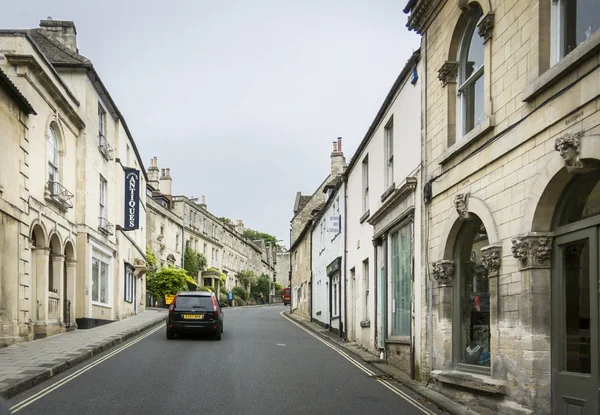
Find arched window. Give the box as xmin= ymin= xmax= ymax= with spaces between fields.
xmin=457 ymin=5 xmax=485 ymax=137
xmin=47 ymin=125 xmax=59 ymax=185
xmin=453 ymin=215 xmax=491 ymax=371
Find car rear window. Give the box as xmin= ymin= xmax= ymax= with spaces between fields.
xmin=175 ymin=296 xmax=213 ymax=309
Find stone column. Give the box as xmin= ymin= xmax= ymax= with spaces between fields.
xmin=51 ymin=254 xmax=65 ymax=323
xmin=431 ymin=260 xmax=454 ymax=369
xmin=66 ymin=260 xmax=77 ymax=326
xmin=511 ymin=232 xmax=553 ymax=411
xmin=481 ymin=244 xmax=502 ymax=379
xmin=34 ymin=248 xmax=50 ymax=323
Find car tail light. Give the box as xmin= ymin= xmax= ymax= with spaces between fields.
xmin=211 ymin=295 xmax=219 ymax=319
xmin=169 ymin=295 xmax=178 ymax=312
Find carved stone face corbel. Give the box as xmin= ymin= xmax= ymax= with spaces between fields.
xmin=454 ymin=193 xmax=471 ymax=221
xmin=511 ymin=233 xmax=554 ymax=270
xmin=133 ymin=257 xmax=147 ymax=278
xmin=481 ymin=244 xmax=502 ymax=276
xmin=477 ymin=13 xmax=495 ymax=42
xmin=438 ymin=61 xmax=459 ymax=86
xmin=432 ymin=260 xmax=454 ymax=287
xmin=555 ymin=132 xmax=583 ymax=172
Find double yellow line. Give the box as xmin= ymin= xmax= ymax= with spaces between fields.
xmin=280 ymin=312 xmax=438 ymax=415
xmin=10 ymin=324 xmax=163 ymax=413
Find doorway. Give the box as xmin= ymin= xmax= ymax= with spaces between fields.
xmin=552 ymin=169 xmax=600 ymax=414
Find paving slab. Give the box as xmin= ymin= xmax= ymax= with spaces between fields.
xmin=0 ymin=309 xmax=167 ymax=399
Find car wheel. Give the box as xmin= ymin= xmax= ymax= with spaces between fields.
xmin=166 ymin=330 xmax=175 ymax=339
xmin=214 ymin=331 xmax=222 ymax=340
xmin=221 ymin=323 xmax=224 ymax=333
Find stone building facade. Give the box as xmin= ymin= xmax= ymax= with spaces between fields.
xmin=0 ymin=19 xmax=147 ymax=345
xmin=405 ymin=0 xmax=600 ymax=413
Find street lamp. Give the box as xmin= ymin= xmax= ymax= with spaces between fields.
xmin=181 ymin=196 xmax=198 ymax=271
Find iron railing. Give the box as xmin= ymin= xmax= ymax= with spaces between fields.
xmin=98 ymin=216 xmax=114 ymax=235
xmin=98 ymin=133 xmax=114 ymax=161
xmin=46 ymin=181 xmax=74 ymax=210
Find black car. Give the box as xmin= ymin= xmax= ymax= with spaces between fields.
xmin=166 ymin=291 xmax=224 ymax=340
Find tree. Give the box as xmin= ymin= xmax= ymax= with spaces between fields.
xmin=243 ymin=228 xmax=281 ymax=249
xmin=251 ymin=274 xmax=271 ymax=301
xmin=273 ymin=281 xmax=284 ymax=296
xmin=232 ymin=286 xmax=248 ymax=301
xmin=184 ymin=247 xmax=207 ymax=280
xmin=146 ymin=267 xmax=188 ymax=305
xmin=236 ymin=270 xmax=257 ymax=287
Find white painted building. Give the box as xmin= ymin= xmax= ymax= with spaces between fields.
xmin=311 ymin=178 xmax=345 ymax=336
xmin=344 ymin=50 xmax=423 ymax=380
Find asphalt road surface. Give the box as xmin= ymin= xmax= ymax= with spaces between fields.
xmin=7 ymin=305 xmax=446 ymax=415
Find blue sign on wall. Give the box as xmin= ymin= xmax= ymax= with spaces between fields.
xmin=123 ymin=168 xmax=140 ymax=230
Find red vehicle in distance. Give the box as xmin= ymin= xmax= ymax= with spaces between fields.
xmin=282 ymin=287 xmax=291 ymax=306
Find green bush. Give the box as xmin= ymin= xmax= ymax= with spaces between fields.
xmin=232 ymin=286 xmax=248 ymax=301
xmin=198 ymin=286 xmax=213 ymax=292
xmin=146 ymin=267 xmax=188 ymax=305
xmin=234 ymin=298 xmax=246 ymax=307
xmin=219 ymin=293 xmax=227 ymax=305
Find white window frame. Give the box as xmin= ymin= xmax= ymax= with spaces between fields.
xmin=47 ymin=126 xmax=59 ymax=185
xmin=362 ymin=156 xmax=369 ymax=214
xmin=99 ymin=175 xmax=107 ymax=220
xmin=124 ymin=264 xmax=134 ymax=303
xmin=457 ymin=7 xmax=485 ymax=138
xmin=91 ymin=248 xmax=112 ymax=307
xmin=363 ymin=258 xmax=370 ymax=321
xmin=98 ymin=103 xmax=106 ymax=139
xmin=384 ymin=118 xmax=394 ymax=188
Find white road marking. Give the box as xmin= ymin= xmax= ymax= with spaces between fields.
xmin=10 ymin=324 xmax=164 ymax=413
xmin=276 ymin=343 xmax=286 ymax=346
xmin=280 ymin=311 xmax=437 ymax=415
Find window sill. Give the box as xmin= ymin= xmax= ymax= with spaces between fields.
xmin=431 ymin=370 xmax=506 ymax=394
xmin=386 ymin=338 xmax=411 ymax=345
xmin=359 ymin=210 xmax=370 ymax=224
xmin=523 ymin=30 xmax=600 ymax=102
xmin=380 ymin=183 xmax=396 ymax=203
xmin=330 ymin=232 xmax=341 ymax=243
xmin=91 ymin=301 xmax=112 ymax=309
xmin=440 ymin=116 xmax=496 ymax=165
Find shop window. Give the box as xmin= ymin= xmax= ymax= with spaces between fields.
xmin=555 ymin=168 xmax=600 ymax=227
xmin=390 ymin=224 xmax=411 ymax=337
xmin=453 ymin=215 xmax=490 ymax=371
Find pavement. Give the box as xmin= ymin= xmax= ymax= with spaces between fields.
xmin=284 ymin=311 xmax=480 ymax=415
xmin=0 ymin=309 xmax=167 ymax=400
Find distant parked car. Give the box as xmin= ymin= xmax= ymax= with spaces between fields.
xmin=282 ymin=287 xmax=291 ymax=306
xmin=166 ymin=291 xmax=224 ymax=340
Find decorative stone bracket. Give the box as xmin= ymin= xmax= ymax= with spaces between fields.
xmin=432 ymin=260 xmax=454 ymax=287
xmin=511 ymin=233 xmax=554 ymax=270
xmin=454 ymin=192 xmax=471 ymax=221
xmin=554 ymin=132 xmax=583 ymax=172
xmin=477 ymin=13 xmax=495 ymax=43
xmin=438 ymin=61 xmax=459 ymax=86
xmin=133 ymin=257 xmax=147 ymax=278
xmin=481 ymin=244 xmax=501 ymax=276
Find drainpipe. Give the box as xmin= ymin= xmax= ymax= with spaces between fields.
xmin=373 ymin=240 xmax=378 ymax=352
xmin=343 ymin=177 xmax=348 ymax=340
xmin=383 ymin=235 xmax=388 ymax=358
xmin=338 ymin=257 xmax=343 ymax=338
xmin=289 ymin=227 xmax=292 ymax=312
xmin=309 ymin=222 xmax=313 ymax=321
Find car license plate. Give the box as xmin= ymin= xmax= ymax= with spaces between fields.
xmin=183 ymin=314 xmax=203 ymax=320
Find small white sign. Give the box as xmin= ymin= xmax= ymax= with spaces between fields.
xmin=327 ymin=216 xmax=340 ymax=233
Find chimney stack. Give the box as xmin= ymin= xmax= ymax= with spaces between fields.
xmin=159 ymin=167 xmax=172 ymax=196
xmin=39 ymin=18 xmax=78 ymax=53
xmin=148 ymin=157 xmax=160 ymax=191
xmin=330 ymin=137 xmax=346 ymax=176
xmin=200 ymin=195 xmax=207 ymax=210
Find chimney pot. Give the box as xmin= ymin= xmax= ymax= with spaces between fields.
xmin=166 ymin=168 xmax=171 ymax=178
xmin=332 ymin=141 xmax=337 ymax=152
xmin=202 ymin=195 xmax=206 ymax=204
xmin=337 ymin=137 xmax=342 ymax=153
xmin=161 ymin=168 xmax=165 ymax=177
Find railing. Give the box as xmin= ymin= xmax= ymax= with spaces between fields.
xmin=98 ymin=216 xmax=114 ymax=235
xmin=46 ymin=181 xmax=74 ymax=210
xmin=98 ymin=133 xmax=114 ymax=161
xmin=48 ymin=292 xmax=60 ymax=322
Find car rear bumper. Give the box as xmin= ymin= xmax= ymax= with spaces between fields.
xmin=168 ymin=320 xmax=220 ymax=333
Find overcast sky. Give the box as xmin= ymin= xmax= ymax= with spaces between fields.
xmin=4 ymin=0 xmax=420 ymax=248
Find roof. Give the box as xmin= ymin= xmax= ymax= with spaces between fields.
xmin=28 ymin=29 xmax=91 ymax=67
xmin=298 ymin=195 xmax=311 ymax=212
xmin=290 ymin=218 xmax=315 ymax=251
xmin=344 ymin=49 xmax=421 ymax=177
xmin=0 ymin=67 xmax=36 ymax=115
xmin=28 ymin=29 xmax=148 ymax=180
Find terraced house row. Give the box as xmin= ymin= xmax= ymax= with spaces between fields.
xmin=0 ymin=19 xmax=276 ymax=347
xmin=290 ymin=1 xmax=600 ymax=414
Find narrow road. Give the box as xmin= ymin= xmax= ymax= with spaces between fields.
xmin=7 ymin=305 xmax=445 ymax=415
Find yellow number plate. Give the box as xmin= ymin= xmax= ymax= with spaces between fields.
xmin=183 ymin=314 xmax=203 ymax=320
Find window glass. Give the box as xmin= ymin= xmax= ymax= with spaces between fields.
xmin=455 ymin=216 xmax=490 ymax=367
xmin=391 ymin=225 xmax=411 ymax=336
xmin=556 ymin=169 xmax=600 ymax=226
xmin=92 ymin=258 xmax=99 ymax=302
xmin=565 ymin=0 xmax=600 ymax=55
xmin=175 ymin=296 xmax=213 ymax=309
